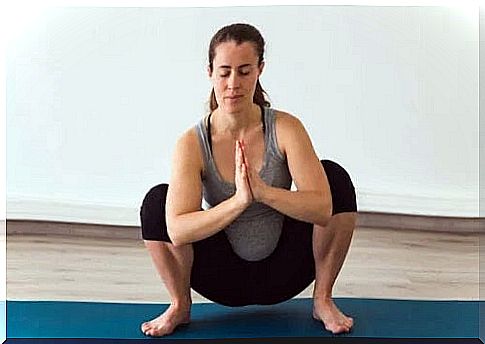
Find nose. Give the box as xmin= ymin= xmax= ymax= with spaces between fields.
xmin=227 ymin=71 xmax=241 ymax=89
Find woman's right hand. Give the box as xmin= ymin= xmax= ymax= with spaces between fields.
xmin=234 ymin=140 xmax=253 ymax=208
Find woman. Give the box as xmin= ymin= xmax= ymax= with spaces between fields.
xmin=140 ymin=23 xmax=357 ymax=337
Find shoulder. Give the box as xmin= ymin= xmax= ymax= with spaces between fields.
xmin=177 ymin=126 xmax=200 ymax=146
xmin=172 ymin=125 xmax=204 ymax=171
xmin=272 ymin=109 xmax=308 ymax=155
xmin=273 ymin=109 xmax=304 ymax=130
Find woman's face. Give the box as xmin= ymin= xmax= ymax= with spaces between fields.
xmin=209 ymin=40 xmax=264 ymax=113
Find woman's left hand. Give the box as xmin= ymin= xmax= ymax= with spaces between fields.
xmin=240 ymin=140 xmax=269 ymax=202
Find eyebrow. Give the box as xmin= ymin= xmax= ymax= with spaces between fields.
xmin=217 ymin=64 xmax=252 ymax=69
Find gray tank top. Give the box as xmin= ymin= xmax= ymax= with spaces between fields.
xmin=195 ymin=106 xmax=292 ymax=261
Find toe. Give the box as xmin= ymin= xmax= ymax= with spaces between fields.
xmin=336 ymin=324 xmax=350 ymax=334
xmin=325 ymin=322 xmax=338 ymax=333
xmin=143 ymin=323 xmax=155 ymax=335
xmin=153 ymin=325 xmax=173 ymax=337
xmin=140 ymin=323 xmax=147 ymax=333
xmin=328 ymin=322 xmax=350 ymax=335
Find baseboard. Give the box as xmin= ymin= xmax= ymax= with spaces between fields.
xmin=7 ymin=220 xmax=140 ymax=239
xmin=6 ymin=211 xmax=484 ymax=240
xmin=356 ymin=188 xmax=478 ymax=217
xmin=7 ymin=196 xmax=139 ymax=227
xmin=356 ymin=211 xmax=483 ymax=233
xmin=6 ymin=189 xmax=480 ymax=229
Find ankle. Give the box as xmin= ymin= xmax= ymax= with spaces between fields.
xmin=171 ymin=298 xmax=192 ymax=310
xmin=313 ymin=282 xmax=333 ymax=300
xmin=313 ymin=293 xmax=333 ymax=302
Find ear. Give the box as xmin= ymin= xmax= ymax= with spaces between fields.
xmin=207 ymin=65 xmax=213 ymax=78
xmin=258 ymin=61 xmax=265 ymax=77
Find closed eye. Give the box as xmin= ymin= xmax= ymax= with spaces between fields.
xmin=220 ymin=71 xmax=251 ymax=77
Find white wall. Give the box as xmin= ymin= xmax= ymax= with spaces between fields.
xmin=6 ymin=6 xmax=479 ymax=225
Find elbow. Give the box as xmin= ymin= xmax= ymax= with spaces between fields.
xmin=167 ymin=227 xmax=186 ymax=247
xmin=167 ymin=228 xmax=180 ymax=247
xmin=317 ymin=213 xmax=331 ymax=227
xmin=167 ymin=212 xmax=197 ymax=247
xmin=171 ymin=238 xmax=184 ymax=248
xmin=166 ymin=217 xmax=184 ymax=247
xmin=317 ymin=198 xmax=333 ymax=227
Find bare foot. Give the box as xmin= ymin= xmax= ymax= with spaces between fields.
xmin=313 ymin=297 xmax=354 ymax=334
xmin=141 ymin=303 xmax=191 ymax=337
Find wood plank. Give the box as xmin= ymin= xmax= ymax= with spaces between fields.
xmin=6 ymin=225 xmax=479 ymax=303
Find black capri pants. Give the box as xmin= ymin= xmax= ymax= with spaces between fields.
xmin=140 ymin=159 xmax=357 ymax=307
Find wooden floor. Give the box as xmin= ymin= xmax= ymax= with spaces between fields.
xmin=6 ymin=226 xmax=479 ymax=304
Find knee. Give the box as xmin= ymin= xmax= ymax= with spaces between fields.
xmin=140 ymin=183 xmax=170 ymax=241
xmin=141 ymin=184 xmax=169 ymax=212
xmin=320 ymin=160 xmax=357 ymax=215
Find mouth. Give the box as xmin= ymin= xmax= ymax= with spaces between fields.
xmin=226 ymin=95 xmax=243 ymax=99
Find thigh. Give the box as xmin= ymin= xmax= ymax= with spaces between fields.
xmin=250 ymin=216 xmax=315 ymax=305
xmin=140 ymin=183 xmax=171 ymax=242
xmin=191 ymin=230 xmax=258 ymax=307
xmin=321 ymin=159 xmax=358 ymax=214
xmin=193 ymin=218 xmax=314 ymax=306
xmin=141 ymin=183 xmax=257 ymax=306
xmin=250 ymin=159 xmax=358 ymax=304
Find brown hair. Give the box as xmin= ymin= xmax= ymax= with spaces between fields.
xmin=208 ymin=23 xmax=270 ymax=111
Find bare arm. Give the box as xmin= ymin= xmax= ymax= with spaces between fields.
xmin=245 ymin=113 xmax=332 ymax=227
xmin=166 ymin=129 xmax=252 ymax=246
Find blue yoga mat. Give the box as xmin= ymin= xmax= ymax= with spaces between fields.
xmin=6 ymin=297 xmax=481 ymax=339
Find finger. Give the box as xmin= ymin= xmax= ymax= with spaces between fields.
xmin=242 ymin=157 xmax=250 ymax=179
xmin=243 ymin=150 xmax=249 ymax=170
xmin=238 ymin=142 xmax=245 ymax=169
xmin=240 ymin=162 xmax=247 ymax=180
xmin=243 ymin=163 xmax=255 ymax=199
xmin=239 ymin=141 xmax=249 ymax=168
xmin=239 ymin=140 xmax=245 ymax=155
xmin=237 ymin=143 xmax=246 ymax=180
xmin=241 ymin=140 xmax=247 ymax=156
xmin=235 ymin=140 xmax=241 ymax=167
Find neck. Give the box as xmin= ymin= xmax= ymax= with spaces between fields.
xmin=212 ymin=103 xmax=261 ymax=139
